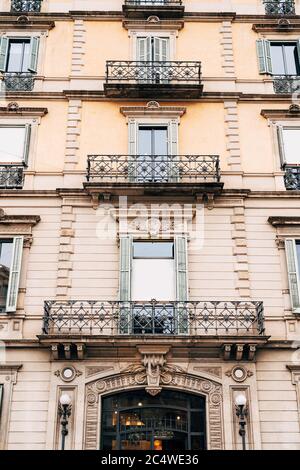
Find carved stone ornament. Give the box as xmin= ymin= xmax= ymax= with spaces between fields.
xmin=84 ymin=364 xmax=223 ymax=450
xmin=225 ymin=365 xmax=253 ymax=383
xmin=54 ymin=365 xmax=82 ymax=382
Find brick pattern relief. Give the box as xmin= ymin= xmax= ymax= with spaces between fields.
xmin=71 ymin=20 xmax=86 ymax=75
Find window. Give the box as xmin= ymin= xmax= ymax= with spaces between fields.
xmin=270 ymin=42 xmax=300 ymax=75
xmin=137 ymin=126 xmax=169 ymax=182
xmin=132 ymin=241 xmax=175 ymax=301
xmin=0 ymin=125 xmax=31 ymax=164
xmin=285 ymin=239 xmax=300 ymax=311
xmin=0 ymin=237 xmax=23 ymax=313
xmin=257 ymin=39 xmax=300 ymax=75
xmin=137 ymin=36 xmax=169 ymax=62
xmin=0 ymin=36 xmax=39 ymax=74
xmin=277 ymin=126 xmax=300 ymax=165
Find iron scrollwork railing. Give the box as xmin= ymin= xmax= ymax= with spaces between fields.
xmin=273 ymin=75 xmax=300 ymax=94
xmin=0 ymin=165 xmax=24 ymax=189
xmin=263 ymin=0 xmax=295 ymax=15
xmin=86 ymin=155 xmax=220 ymax=184
xmin=106 ymin=61 xmax=201 ymax=85
xmin=3 ymin=73 xmax=35 ymax=92
xmin=11 ymin=0 xmax=42 ymax=12
xmin=124 ymin=0 xmax=182 ymax=5
xmin=284 ymin=165 xmax=300 ymax=189
xmin=43 ymin=300 xmax=265 ymax=336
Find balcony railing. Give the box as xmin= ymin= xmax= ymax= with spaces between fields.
xmin=284 ymin=165 xmax=300 ymax=189
xmin=106 ymin=61 xmax=201 ymax=85
xmin=11 ymin=0 xmax=42 ymax=12
xmin=0 ymin=165 xmax=24 ymax=189
xmin=273 ymin=75 xmax=300 ymax=94
xmin=263 ymin=0 xmax=295 ymax=15
xmin=86 ymin=155 xmax=220 ymax=184
xmin=2 ymin=73 xmax=35 ymax=92
xmin=43 ymin=300 xmax=265 ymax=336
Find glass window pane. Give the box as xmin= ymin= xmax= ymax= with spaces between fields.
xmin=7 ymin=42 xmax=23 ymax=72
xmin=138 ymin=128 xmax=152 ymax=155
xmin=0 ymin=239 xmax=13 ymax=311
xmin=22 ymin=42 xmax=31 ymax=72
xmin=271 ymin=44 xmax=285 ymax=74
xmin=282 ymin=128 xmax=300 ymax=164
xmin=153 ymin=128 xmax=168 ymax=155
xmin=0 ymin=127 xmax=26 ymax=163
xmin=284 ymin=45 xmax=298 ymax=75
xmin=133 ymin=242 xmax=174 ymax=258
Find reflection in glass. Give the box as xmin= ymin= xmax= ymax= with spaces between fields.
xmin=0 ymin=127 xmax=27 ymax=163
xmin=271 ymin=43 xmax=300 ymax=75
xmin=6 ymin=40 xmax=31 ymax=73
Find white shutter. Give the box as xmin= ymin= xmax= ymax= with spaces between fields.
xmin=119 ymin=235 xmax=132 ymax=334
xmin=285 ymin=239 xmax=300 ymax=311
xmin=256 ymin=39 xmax=272 ymax=75
xmin=175 ymin=235 xmax=188 ymax=334
xmin=168 ymin=120 xmax=179 ymax=181
xmin=28 ymin=37 xmax=39 ymax=73
xmin=0 ymin=36 xmax=9 ymax=72
xmin=23 ymin=124 xmax=31 ymax=165
xmin=277 ymin=126 xmax=285 ymax=166
xmin=128 ymin=119 xmax=137 ymax=182
xmin=137 ymin=37 xmax=151 ymax=61
xmin=6 ymin=236 xmax=23 ymax=313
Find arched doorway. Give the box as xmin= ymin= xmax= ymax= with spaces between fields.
xmin=101 ymin=389 xmax=206 ymax=450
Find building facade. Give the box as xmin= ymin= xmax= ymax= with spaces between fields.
xmin=0 ymin=0 xmax=300 ymax=451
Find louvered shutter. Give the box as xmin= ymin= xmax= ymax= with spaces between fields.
xmin=0 ymin=36 xmax=9 ymax=72
xmin=119 ymin=235 xmax=132 ymax=333
xmin=6 ymin=236 xmax=23 ymax=313
xmin=28 ymin=37 xmax=39 ymax=73
xmin=256 ymin=39 xmax=272 ymax=74
xmin=285 ymin=239 xmax=300 ymax=311
xmin=175 ymin=236 xmax=188 ymax=334
xmin=168 ymin=120 xmax=179 ymax=182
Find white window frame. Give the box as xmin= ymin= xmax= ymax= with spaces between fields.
xmin=0 ymin=124 xmax=31 ymax=165
xmin=277 ymin=124 xmax=300 ymax=166
xmin=129 ymin=30 xmax=176 ymax=62
xmin=0 ymin=31 xmax=47 ymax=76
xmin=0 ymin=235 xmax=23 ymax=313
xmin=0 ymin=117 xmax=39 ymax=170
xmin=128 ymin=117 xmax=179 ymax=155
xmin=285 ymin=238 xmax=300 ymax=314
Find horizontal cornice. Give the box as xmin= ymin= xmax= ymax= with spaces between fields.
xmin=268 ymin=216 xmax=300 ymax=226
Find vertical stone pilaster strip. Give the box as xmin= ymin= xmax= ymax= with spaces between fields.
xmin=224 ymin=101 xmax=242 ymax=172
xmin=56 ymin=203 xmax=75 ymax=299
xmin=71 ymin=19 xmax=86 ymax=75
xmin=231 ymin=203 xmax=251 ymax=298
xmin=219 ymin=21 xmax=235 ymax=77
xmin=64 ymin=99 xmax=82 ymax=170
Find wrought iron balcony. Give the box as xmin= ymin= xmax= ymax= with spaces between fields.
xmin=0 ymin=165 xmax=24 ymax=189
xmin=11 ymin=0 xmax=42 ymax=12
xmin=273 ymin=75 xmax=300 ymax=94
xmin=43 ymin=300 xmax=265 ymax=336
xmin=284 ymin=165 xmax=300 ymax=189
xmin=263 ymin=0 xmax=295 ymax=15
xmin=2 ymin=73 xmax=35 ymax=92
xmin=104 ymin=61 xmax=202 ymax=98
xmin=86 ymin=155 xmax=220 ymax=187
xmin=123 ymin=0 xmax=184 ymax=18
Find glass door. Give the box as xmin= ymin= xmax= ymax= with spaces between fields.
xmin=137 ymin=126 xmax=169 ymax=182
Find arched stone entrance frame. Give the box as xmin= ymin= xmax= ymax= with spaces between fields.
xmin=84 ymin=366 xmax=223 ymax=450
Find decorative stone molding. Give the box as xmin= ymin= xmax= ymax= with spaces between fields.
xmin=137 ymin=345 xmax=170 ymax=395
xmin=0 ymin=103 xmax=48 ymax=117
xmin=231 ymin=203 xmax=251 ymax=297
xmin=261 ymin=105 xmax=300 ymax=120
xmin=54 ymin=365 xmax=82 ymax=382
xmin=86 ymin=366 xmax=114 ymax=378
xmin=219 ymin=21 xmax=235 ymax=77
xmin=64 ymin=100 xmax=82 ymax=170
xmin=193 ymin=366 xmax=222 ymax=378
xmin=0 ymin=363 xmax=22 ymax=450
xmin=269 ymin=216 xmax=300 ymax=227
xmin=286 ymin=365 xmax=300 ymax=424
xmin=225 ymin=365 xmax=253 ymax=382
xmin=84 ymin=368 xmax=223 ymax=450
xmin=71 ymin=20 xmax=86 ymax=75
xmin=123 ymin=18 xmax=184 ymax=31
xmin=120 ymin=102 xmax=186 ymax=118
xmin=269 ymin=217 xmax=300 ymax=248
xmin=224 ymin=101 xmax=242 ymax=171
xmin=0 ymin=18 xmax=55 ymax=31
xmin=0 ymin=212 xmax=40 ymax=237
xmin=252 ymin=21 xmax=300 ymax=33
